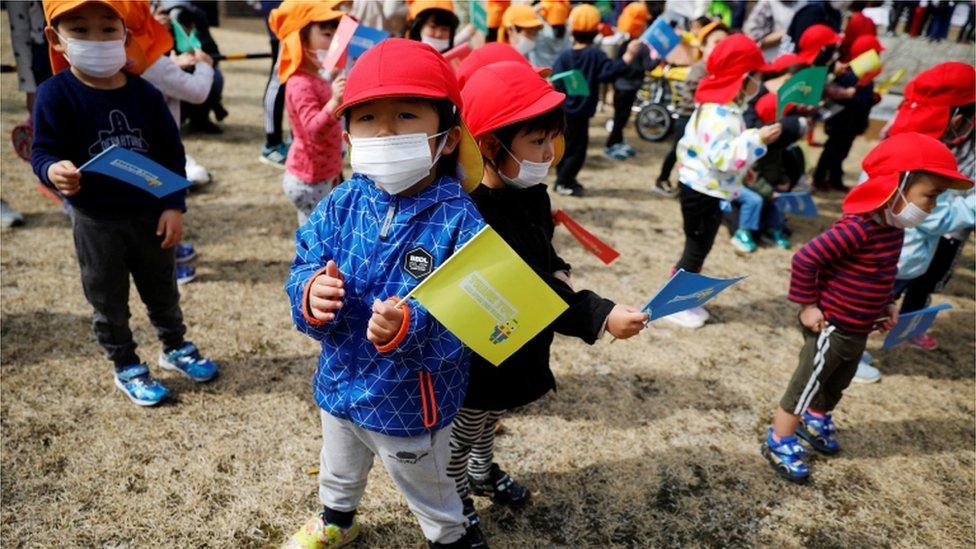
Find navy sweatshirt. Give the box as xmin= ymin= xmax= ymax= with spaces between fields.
xmin=552 ymin=45 xmax=628 ymax=117
xmin=31 ymin=70 xmax=187 ymax=217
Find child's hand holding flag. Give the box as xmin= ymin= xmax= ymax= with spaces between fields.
xmin=308 ymin=260 xmax=345 ymax=323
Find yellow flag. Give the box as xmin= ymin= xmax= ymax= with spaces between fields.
xmin=405 ymin=225 xmax=568 ymax=366
xmin=849 ymin=49 xmax=881 ymax=79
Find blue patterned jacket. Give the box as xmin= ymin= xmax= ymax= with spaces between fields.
xmin=285 ymin=174 xmax=485 ymax=437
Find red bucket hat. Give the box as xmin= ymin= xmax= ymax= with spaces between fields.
xmin=842 ymin=132 xmax=973 ymax=214
xmin=760 ymin=53 xmax=808 ymax=75
xmin=888 ymin=62 xmax=976 ymax=139
xmin=456 ymin=42 xmax=551 ymax=90
xmin=694 ymin=34 xmax=766 ymax=104
xmin=797 ymin=24 xmax=842 ymax=64
xmin=337 ymin=38 xmax=483 ymax=192
xmin=461 ymin=60 xmax=566 ymax=163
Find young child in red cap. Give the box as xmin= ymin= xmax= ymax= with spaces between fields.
xmin=284 ymin=38 xmax=487 ymax=549
xmin=762 ymin=132 xmax=973 ymax=483
xmin=268 ymin=1 xmax=346 ymax=226
xmin=669 ymin=34 xmax=782 ymax=328
xmin=454 ymin=60 xmax=648 ymax=547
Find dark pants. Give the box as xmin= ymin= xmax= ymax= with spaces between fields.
xmin=813 ymin=130 xmax=856 ymax=187
xmin=780 ymin=324 xmax=868 ymax=415
xmin=657 ymin=114 xmax=691 ymax=182
xmin=71 ymin=210 xmax=186 ymax=369
xmin=676 ymin=184 xmax=722 ymax=273
xmin=264 ymin=27 xmax=286 ymax=147
xmin=183 ymin=67 xmax=225 ymax=126
xmin=556 ymin=113 xmax=590 ymax=188
xmin=606 ymin=88 xmax=638 ymax=147
xmin=900 ymin=236 xmax=964 ymax=314
xmin=888 ymin=0 xmax=918 ymax=33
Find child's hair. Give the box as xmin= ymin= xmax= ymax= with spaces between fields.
xmin=408 ymin=10 xmax=457 ymax=42
xmin=300 ymin=19 xmax=340 ymax=42
xmin=342 ymin=98 xmax=460 ymax=179
xmin=491 ymin=107 xmax=566 ymax=152
xmin=694 ymin=16 xmax=713 ymax=28
xmin=51 ymin=7 xmax=121 ymax=29
xmin=552 ymin=24 xmax=566 ymax=40
xmin=572 ymin=30 xmax=598 ymax=44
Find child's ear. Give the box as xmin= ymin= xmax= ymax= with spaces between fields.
xmin=44 ymin=26 xmax=65 ymax=53
xmin=440 ymin=126 xmax=462 ymax=156
xmin=342 ymin=131 xmax=351 ymax=147
xmin=476 ymin=135 xmax=500 ymax=160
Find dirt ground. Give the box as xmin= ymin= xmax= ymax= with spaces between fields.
xmin=2 ymin=16 xmax=974 ymax=549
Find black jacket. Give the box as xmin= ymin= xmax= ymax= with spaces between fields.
xmin=464 ymin=183 xmax=615 ymax=411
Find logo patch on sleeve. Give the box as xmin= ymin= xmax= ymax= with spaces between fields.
xmin=403 ymin=247 xmax=434 ymax=280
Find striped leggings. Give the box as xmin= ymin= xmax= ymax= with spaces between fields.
xmin=448 ymin=408 xmax=504 ymax=498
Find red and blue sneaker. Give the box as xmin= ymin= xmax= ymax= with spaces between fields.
xmin=797 ymin=410 xmax=840 ymax=455
xmin=761 ymin=427 xmax=810 ymax=483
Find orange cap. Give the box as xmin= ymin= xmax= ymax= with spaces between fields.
xmin=570 ymin=4 xmax=601 ymax=33
xmin=486 ymin=0 xmax=511 ymax=29
xmin=268 ymin=0 xmax=344 ymax=84
xmin=499 ymin=4 xmax=542 ymax=43
xmin=122 ymin=0 xmax=174 ymax=74
xmin=616 ymin=2 xmax=650 ymax=39
xmin=539 ymin=0 xmax=570 ymax=26
xmin=43 ymin=0 xmax=133 ymax=74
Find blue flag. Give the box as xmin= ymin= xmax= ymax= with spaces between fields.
xmin=882 ymin=303 xmax=952 ymax=349
xmin=78 ymin=145 xmax=191 ymax=198
xmin=641 ymin=18 xmax=681 ymax=58
xmin=776 ymin=192 xmax=819 ymax=217
xmin=641 ymin=269 xmax=746 ymax=322
xmin=348 ymin=25 xmax=389 ymax=59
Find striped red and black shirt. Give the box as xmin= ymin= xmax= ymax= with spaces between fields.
xmin=788 ymin=214 xmax=904 ymax=334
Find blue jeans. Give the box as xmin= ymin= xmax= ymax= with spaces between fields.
xmin=733 ymin=187 xmax=785 ymax=232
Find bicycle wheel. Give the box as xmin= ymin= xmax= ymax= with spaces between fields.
xmin=635 ymin=104 xmax=672 ymax=142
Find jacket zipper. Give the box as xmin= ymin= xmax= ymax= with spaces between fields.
xmin=379 ymin=199 xmax=396 ymax=240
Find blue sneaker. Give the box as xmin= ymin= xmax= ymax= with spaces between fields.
xmin=604 ymin=144 xmax=629 ymax=160
xmin=797 ymin=411 xmax=841 ymax=454
xmin=731 ymin=229 xmax=758 ymax=253
xmin=762 ymin=427 xmax=810 ymax=483
xmin=159 ymin=342 xmax=218 ymax=382
xmin=176 ymin=264 xmax=196 ymax=285
xmin=768 ymin=228 xmax=790 ymax=249
xmin=618 ymin=142 xmax=636 ymax=157
xmin=175 ymin=242 xmax=196 ymax=264
xmin=259 ymin=143 xmax=288 ymax=169
xmin=114 ymin=364 xmax=169 ymax=406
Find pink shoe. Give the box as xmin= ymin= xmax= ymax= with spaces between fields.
xmin=908 ymin=333 xmax=939 ymax=350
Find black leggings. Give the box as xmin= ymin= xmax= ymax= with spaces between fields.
xmin=813 ymin=130 xmax=857 ymax=187
xmin=900 ymin=236 xmax=964 ymax=313
xmin=555 ymin=114 xmax=590 ymax=188
xmin=263 ymin=33 xmax=287 ymax=147
xmin=676 ymin=184 xmax=723 ymax=273
xmin=606 ymin=88 xmax=638 ymax=147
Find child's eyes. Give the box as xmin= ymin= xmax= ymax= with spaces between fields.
xmin=357 ymin=114 xmax=374 ymax=122
xmin=69 ymin=26 xmax=87 ymax=33
xmin=532 ymin=138 xmax=545 ymax=146
xmin=397 ymin=112 xmax=418 ymax=120
xmin=103 ymin=27 xmax=119 ymax=33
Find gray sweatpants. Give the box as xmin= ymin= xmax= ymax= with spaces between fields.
xmin=71 ymin=209 xmax=186 ymax=369
xmin=317 ymin=410 xmax=467 ymax=544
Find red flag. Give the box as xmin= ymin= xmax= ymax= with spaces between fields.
xmin=553 ymin=210 xmax=620 ymax=265
xmin=322 ymin=15 xmax=359 ymax=72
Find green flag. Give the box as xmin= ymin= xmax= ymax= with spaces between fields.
xmin=776 ymin=66 xmax=828 ymax=119
xmin=471 ymin=1 xmax=488 ymax=34
xmin=550 ymin=70 xmax=589 ymax=97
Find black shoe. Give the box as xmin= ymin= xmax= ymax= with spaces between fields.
xmin=469 ymin=463 xmax=530 ymax=506
xmin=188 ymin=119 xmax=223 ymax=134
xmin=554 ymin=181 xmax=585 ymax=197
xmin=462 ymin=497 xmax=489 ymax=549
xmin=213 ymin=104 xmax=228 ymax=122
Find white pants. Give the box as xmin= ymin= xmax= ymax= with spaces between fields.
xmin=317 ymin=410 xmax=467 ymax=544
xmin=282 ymin=171 xmax=336 ymax=226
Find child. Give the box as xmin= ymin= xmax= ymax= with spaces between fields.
xmin=604 ymin=1 xmax=653 ymax=161
xmin=655 ymin=21 xmax=728 ymax=195
xmin=31 ymin=0 xmax=218 ymax=406
xmin=268 ymin=1 xmax=345 ymax=225
xmin=498 ymin=3 xmax=542 ymax=57
xmin=762 ymin=132 xmax=972 ymax=483
xmin=456 ymin=60 xmax=648 ymax=547
xmin=406 ymin=0 xmax=460 ymax=53
xmin=668 ymin=34 xmax=781 ymax=328
xmin=283 ymin=39 xmax=486 ymax=549
xmin=528 ymin=0 xmax=571 ymax=68
xmin=551 ymin=4 xmax=640 ymax=196
xmin=812 ymin=35 xmax=883 ymax=192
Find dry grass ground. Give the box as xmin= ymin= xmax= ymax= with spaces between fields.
xmin=2 ymin=16 xmax=974 ymax=548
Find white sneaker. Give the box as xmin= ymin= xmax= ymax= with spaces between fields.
xmin=688 ymin=306 xmax=709 ymax=322
xmin=853 ymin=354 xmax=881 ymax=384
xmin=664 ymin=308 xmax=706 ymax=328
xmin=1 ymin=199 xmax=24 ymax=228
xmin=185 ymin=155 xmax=211 ymax=186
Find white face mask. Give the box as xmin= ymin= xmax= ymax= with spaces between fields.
xmin=421 ymin=34 xmax=451 ymax=52
xmin=515 ymin=35 xmax=536 ymax=55
xmin=56 ymin=31 xmax=127 ymax=78
xmin=350 ymin=131 xmax=449 ymax=195
xmin=497 ymin=143 xmax=551 ymax=188
xmin=884 ymin=174 xmax=929 ymax=229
